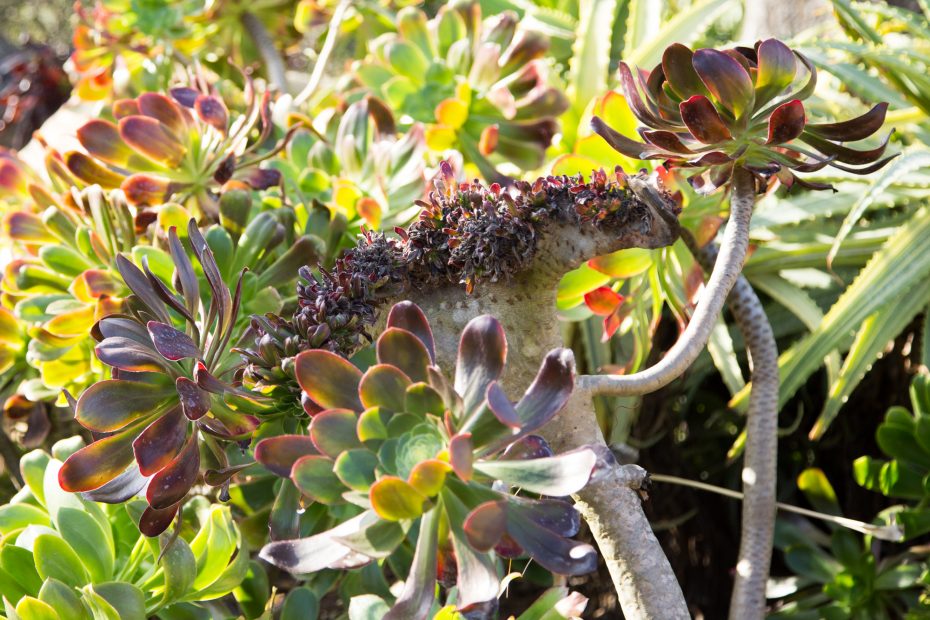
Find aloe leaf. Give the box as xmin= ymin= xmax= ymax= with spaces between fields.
xmin=813 ymin=277 xmax=930 ymax=439
xmin=732 ymin=205 xmax=930 ymax=416
xmin=827 ymin=149 xmax=930 ymax=268
xmin=624 ymin=0 xmax=734 ymax=69
xmin=568 ymin=0 xmax=618 ymax=115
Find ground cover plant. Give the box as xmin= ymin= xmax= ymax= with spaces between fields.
xmin=0 ymin=0 xmax=928 ymax=618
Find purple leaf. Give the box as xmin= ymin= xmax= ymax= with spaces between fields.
xmin=679 ymin=96 xmax=733 ymax=144
xmin=474 ymin=447 xmax=597 ymax=496
xmin=59 ymin=425 xmax=138 ymax=492
xmin=146 ymin=433 xmax=200 ymax=509
xmin=132 ymin=405 xmax=188 ymax=476
xmin=95 ymin=337 xmax=167 ymax=372
xmin=767 ymin=99 xmax=806 ymax=144
xmin=176 ymin=377 xmax=210 ymax=420
xmin=755 ymin=39 xmax=797 ymax=106
xmin=805 ymin=102 xmax=889 ymax=141
xmin=514 ymin=348 xmax=574 ymax=434
xmin=590 ymin=116 xmax=653 ymax=159
xmin=295 ymin=350 xmax=364 ymax=411
xmin=80 ymin=464 xmax=149 ymax=504
xmin=506 ymin=504 xmax=597 ymax=575
xmin=147 ymin=321 xmax=201 ymax=361
xmin=310 ymin=409 xmax=362 ymax=458
xmin=254 ymin=435 xmax=319 ymax=477
xmin=692 ymin=48 xmax=755 ymax=119
xmin=75 ymin=379 xmax=174 ymax=432
xmin=662 ymin=43 xmax=709 ymax=100
xmin=386 ymin=301 xmax=435 ymax=363
xmin=377 ymin=327 xmax=432 ymax=383
xmin=501 ymin=435 xmax=553 ymax=461
xmin=455 ymin=315 xmax=507 ymax=416
xmin=801 ymin=130 xmax=894 ymax=165
xmin=359 ymin=364 xmax=411 ymax=411
xmin=486 ymin=382 xmax=520 ymax=428
xmin=138 ymin=503 xmax=179 ymax=537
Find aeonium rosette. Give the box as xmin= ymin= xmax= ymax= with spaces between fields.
xmin=592 ymin=39 xmax=895 ymax=192
xmin=63 ymin=81 xmax=286 ymax=214
xmin=58 ymin=219 xmax=273 ymax=536
xmin=255 ymin=301 xmax=610 ymax=616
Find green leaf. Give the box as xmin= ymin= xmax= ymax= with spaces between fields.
xmin=159 ymin=536 xmax=197 ymax=607
xmin=281 ymin=586 xmax=320 ymax=620
xmin=14 ymin=597 xmax=59 ymax=620
xmin=79 ymin=588 xmax=120 ymax=620
xmin=20 ymin=450 xmax=50 ymax=507
xmin=568 ymin=0 xmax=618 ymax=115
xmin=783 ymin=546 xmax=841 ymax=584
xmin=334 ymin=450 xmax=380 ymax=492
xmin=56 ymin=508 xmax=113 ymax=583
xmin=34 ymin=535 xmax=90 ymax=588
xmin=232 ymin=561 xmax=269 ymax=620
xmin=1 ymin=544 xmax=43 ymax=594
xmin=474 ymin=448 xmax=597 ymax=496
xmin=37 ymin=579 xmax=86 ymax=620
xmin=188 ymin=506 xmax=237 ymax=592
xmin=556 ymin=264 xmax=609 ymax=309
xmin=90 ymin=584 xmax=144 ymax=620
xmin=706 ymin=318 xmax=744 ymax=397
xmin=624 ymin=0 xmax=735 ymax=69
xmin=796 ymin=468 xmax=840 ymax=516
xmin=0 ymin=504 xmax=50 ymax=536
xmin=348 ymin=594 xmax=390 ymax=620
xmin=291 ymin=456 xmax=345 ymax=504
xmin=370 ymin=477 xmax=429 ymax=521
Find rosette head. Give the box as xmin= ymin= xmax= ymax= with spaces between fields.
xmin=593 ymin=39 xmax=895 ymax=193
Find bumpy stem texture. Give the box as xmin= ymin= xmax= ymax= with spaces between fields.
xmin=683 ymin=229 xmax=778 ymax=620
xmin=576 ymin=167 xmax=756 ymax=397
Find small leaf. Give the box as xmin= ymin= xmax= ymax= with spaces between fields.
xmin=34 ymin=534 xmax=90 ymax=587
xmin=377 ymin=328 xmax=431 ymax=383
xmin=254 ymin=435 xmax=319 ymax=477
xmin=766 ymin=99 xmax=806 ymax=144
xmin=408 ymin=459 xmax=452 ymax=497
xmin=455 ymin=315 xmax=507 ymax=416
xmin=386 ymin=301 xmax=435 ymax=362
xmin=132 ymin=406 xmax=187 ymax=476
xmin=147 ymin=321 xmax=201 ymax=361
xmin=310 ymin=409 xmax=362 ymax=458
xmin=475 ymin=446 xmax=596 ymax=496
xmin=359 ymin=365 xmax=411 ymax=411
xmin=370 ymin=477 xmax=429 ymax=521
xmin=334 ymin=449 xmax=380 ymax=491
xmin=679 ymin=95 xmax=732 ymax=143
xmin=175 ymin=377 xmax=210 ymax=420
xmin=692 ymin=48 xmax=754 ymax=119
xmin=583 ymin=287 xmax=623 ymax=316
xmin=295 ymin=350 xmax=363 ymax=410
xmin=146 ymin=434 xmax=200 ymax=509
xmin=449 ymin=433 xmax=474 ymax=481
xmin=291 ymin=455 xmax=344 ymax=504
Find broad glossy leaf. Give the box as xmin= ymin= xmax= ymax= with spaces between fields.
xmin=195 ymin=95 xmax=229 ymax=133
xmin=2 ymin=543 xmax=43 ymax=593
xmin=91 ymin=583 xmax=145 ymax=620
xmin=377 ymin=328 xmax=431 ymax=383
xmin=81 ymin=464 xmax=148 ymax=504
xmin=386 ymin=301 xmax=435 ymax=362
xmin=404 ymin=383 xmax=446 ymax=417
xmin=121 ymin=174 xmax=173 ymax=206
xmin=281 ymin=586 xmax=321 ymax=620
xmin=455 ymin=315 xmax=507 ymax=416
xmin=75 ymin=379 xmax=172 ymax=433
xmin=486 ymin=382 xmax=520 ymax=428
xmin=679 ymin=95 xmax=732 ymax=143
xmin=334 ymin=449 xmax=379 ymax=491
xmin=310 ymin=409 xmax=362 ymax=458
xmin=59 ymin=425 xmax=138 ymax=492
xmin=38 ymin=579 xmax=86 ymax=620
xmin=34 ymin=534 xmax=90 ymax=587
xmin=370 ymin=476 xmax=429 ymax=521
xmin=260 ymin=511 xmax=373 ymax=573
xmin=357 ymin=408 xmax=390 ymax=442
xmin=77 ymin=120 xmax=131 ymax=166
xmin=14 ymin=597 xmax=59 ymax=620
xmin=94 ymin=337 xmax=165 ymax=373
xmin=359 ymin=365 xmax=410 ymax=411
xmin=583 ymin=287 xmax=623 ymax=317
xmin=692 ymin=48 xmax=754 ymax=118
xmin=408 ymin=459 xmax=452 ymax=497
xmin=133 ymin=406 xmax=187 ymax=476
xmin=332 ymin=512 xmax=406 ymax=559
xmin=766 ymin=99 xmax=806 ymax=144
xmin=589 ymin=247 xmax=653 ymax=278
xmin=254 ymin=435 xmax=319 ymax=477
xmin=508 ymin=504 xmax=597 ymax=575
xmin=291 ymin=455 xmax=344 ymax=504
xmin=449 ymin=433 xmax=474 ymax=481
xmin=662 ymin=44 xmax=709 ymax=100
xmin=147 ymin=322 xmax=201 ymax=361
xmin=146 ymin=434 xmax=200 ymax=509
xmin=175 ymin=377 xmax=209 ymax=421
xmin=475 ymin=446 xmax=596 ymax=496
xmin=119 ymin=116 xmax=185 ymax=167
xmin=462 ymin=500 xmax=507 ymax=552
xmin=501 ymin=435 xmax=554 ymax=461
xmin=513 ymin=349 xmax=575 ymax=435
xmin=517 ymin=498 xmax=581 ymax=537
xmin=0 ymin=503 xmax=50 ymax=535
xmin=57 ymin=507 xmax=114 ymax=582
xmin=295 ymin=350 xmax=363 ymax=410
xmin=754 ymin=38 xmax=797 ymax=105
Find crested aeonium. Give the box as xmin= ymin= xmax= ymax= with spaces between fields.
xmin=58 ymin=218 xmax=272 ymax=536
xmin=592 ymin=39 xmax=895 ymax=193
xmin=255 ymin=301 xmax=609 ymax=616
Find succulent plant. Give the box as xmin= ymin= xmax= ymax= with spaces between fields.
xmin=591 ymin=39 xmax=895 ymax=192
xmin=271 ymin=97 xmax=428 ymax=233
xmin=0 ymin=442 xmax=246 ymax=619
xmin=58 ymin=219 xmax=272 ymax=536
xmin=355 ymin=2 xmax=568 ymax=181
xmin=0 ymin=43 xmax=70 ymax=149
xmin=255 ymin=301 xmax=607 ymax=615
xmin=240 ymin=164 xmax=659 ymax=400
xmin=63 ymin=84 xmax=285 ymax=215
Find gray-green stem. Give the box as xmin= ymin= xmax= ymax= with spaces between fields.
xmin=576 ymin=167 xmax=756 ymax=398
xmin=682 ymin=228 xmax=778 ymax=620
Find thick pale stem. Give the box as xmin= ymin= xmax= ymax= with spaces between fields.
xmin=241 ymin=12 xmax=287 ymax=91
xmin=576 ymin=167 xmax=756 ymax=397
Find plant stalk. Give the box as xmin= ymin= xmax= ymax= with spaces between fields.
xmin=681 ymin=224 xmax=778 ymax=620
xmin=576 ymin=167 xmax=756 ymax=398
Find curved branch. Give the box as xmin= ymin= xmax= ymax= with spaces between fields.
xmin=241 ymin=11 xmax=287 ymax=92
xmin=682 ymin=229 xmax=778 ymax=620
xmin=576 ymin=167 xmax=756 ymax=397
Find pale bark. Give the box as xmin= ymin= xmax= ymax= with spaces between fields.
xmin=375 ymin=178 xmax=690 ymax=619
xmin=682 ymin=231 xmax=778 ymax=620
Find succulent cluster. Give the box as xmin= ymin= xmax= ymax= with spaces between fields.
xmin=63 ymin=85 xmax=284 ymax=215
xmin=240 ymin=164 xmax=660 ymax=395
xmin=0 ymin=443 xmax=245 ymax=618
xmin=58 ymin=219 xmax=273 ymax=535
xmin=592 ymin=39 xmax=894 ymax=192
xmin=256 ymin=301 xmax=605 ymax=615
xmin=356 ymin=2 xmax=568 ymax=180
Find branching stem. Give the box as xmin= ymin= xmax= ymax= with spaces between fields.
xmin=576 ymin=166 xmax=756 ymax=397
